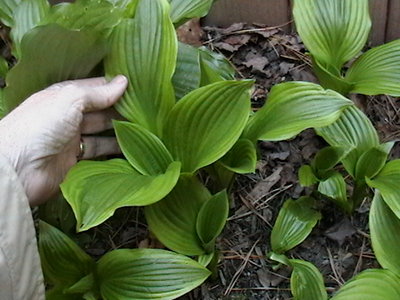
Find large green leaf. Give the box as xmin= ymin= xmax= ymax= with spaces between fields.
xmin=370 ymin=192 xmax=400 ymax=276
xmin=293 ymin=0 xmax=371 ymax=71
xmin=61 ymin=159 xmax=181 ymax=231
xmin=38 ymin=221 xmax=94 ymax=287
xmin=367 ymin=160 xmax=400 ymax=219
xmin=105 ymin=0 xmax=177 ymax=135
xmin=46 ymin=287 xmax=83 ymax=300
xmin=318 ymin=172 xmax=351 ymax=213
xmin=163 ymin=80 xmax=252 ymax=173
xmin=346 ymin=39 xmax=400 ymax=96
xmin=196 ymin=190 xmax=229 ymax=253
xmin=114 ymin=121 xmax=173 ymax=176
xmin=316 ymin=106 xmax=379 ymax=177
xmin=199 ymin=46 xmax=235 ymax=86
xmin=4 ymin=24 xmax=106 ymax=112
xmin=145 ymin=175 xmax=209 ymax=256
xmin=244 ymin=81 xmax=352 ymax=142
xmin=172 ymin=42 xmax=201 ymax=100
xmin=0 ymin=0 xmax=20 ymax=26
xmin=271 ymin=197 xmax=321 ymax=254
xmin=0 ymin=56 xmax=7 ymax=79
xmin=219 ymin=139 xmax=257 ymax=174
xmin=289 ymin=259 xmax=328 ymax=300
xmin=170 ymin=0 xmax=213 ymax=26
xmin=97 ymin=249 xmax=211 ymax=300
xmin=331 ymin=269 xmax=400 ymax=300
xmin=11 ymin=0 xmax=49 ymax=58
xmin=43 ymin=0 xmax=123 ymax=34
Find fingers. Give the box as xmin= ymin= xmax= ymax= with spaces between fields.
xmin=81 ymin=108 xmax=123 ymax=134
xmin=82 ymin=75 xmax=128 ymax=112
xmin=47 ymin=77 xmax=108 ymax=90
xmin=80 ymin=137 xmax=121 ymax=160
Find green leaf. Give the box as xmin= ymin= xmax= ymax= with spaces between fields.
xmin=107 ymin=0 xmax=139 ymax=17
xmin=310 ymin=55 xmax=354 ymax=95
xmin=0 ymin=56 xmax=7 ymax=79
xmin=105 ymin=0 xmax=177 ymax=135
xmin=271 ymin=197 xmax=321 ymax=254
xmin=367 ymin=160 xmax=400 ymax=220
xmin=114 ymin=121 xmax=173 ymax=176
xmin=0 ymin=0 xmax=20 ymax=26
xmin=298 ymin=165 xmax=318 ymax=187
xmin=198 ymin=252 xmax=215 ymax=267
xmin=370 ymin=192 xmax=400 ymax=276
xmin=199 ymin=46 xmax=235 ymax=86
xmin=0 ymin=89 xmax=5 ymax=119
xmin=11 ymin=0 xmax=49 ymax=58
xmin=196 ymin=190 xmax=229 ymax=252
xmin=43 ymin=0 xmax=123 ymax=34
xmin=293 ymin=0 xmax=371 ymax=71
xmin=66 ymin=274 xmax=95 ymax=295
xmin=97 ymin=249 xmax=211 ymax=300
xmin=316 ymin=106 xmax=380 ymax=177
xmin=61 ymin=159 xmax=181 ymax=231
xmin=331 ymin=269 xmax=400 ymax=300
xmin=289 ymin=259 xmax=328 ymax=300
xmin=312 ymin=146 xmax=348 ymax=179
xmin=318 ymin=172 xmax=351 ymax=213
xmin=244 ymin=81 xmax=353 ymax=142
xmin=46 ymin=287 xmax=83 ymax=300
xmin=145 ymin=175 xmax=209 ymax=256
xmin=354 ymin=147 xmax=388 ymax=181
xmin=163 ymin=80 xmax=252 ymax=173
xmin=4 ymin=24 xmax=106 ymax=112
xmin=172 ymin=42 xmax=201 ymax=100
xmin=38 ymin=221 xmax=95 ymax=287
xmin=346 ymin=39 xmax=400 ymax=96
xmin=219 ymin=139 xmax=257 ymax=174
xmin=170 ymin=0 xmax=213 ymax=26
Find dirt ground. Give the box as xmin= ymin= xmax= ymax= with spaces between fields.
xmin=2 ymin=20 xmax=400 ymax=300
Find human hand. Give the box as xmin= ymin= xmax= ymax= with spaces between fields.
xmin=0 ymin=76 xmax=128 ymax=206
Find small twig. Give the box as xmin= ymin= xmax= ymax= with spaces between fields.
xmin=224 ymin=238 xmax=260 ymax=296
xmin=239 ymin=194 xmax=272 ymax=227
xmin=326 ymin=247 xmax=345 ymax=286
xmin=353 ymin=237 xmax=366 ymax=277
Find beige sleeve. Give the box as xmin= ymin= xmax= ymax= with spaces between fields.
xmin=0 ymin=154 xmax=45 ymax=300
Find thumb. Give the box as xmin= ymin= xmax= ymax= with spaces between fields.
xmin=82 ymin=75 xmax=128 ymax=112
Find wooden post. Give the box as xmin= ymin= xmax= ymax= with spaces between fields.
xmin=369 ymin=0 xmax=389 ymax=45
xmin=386 ymin=0 xmax=400 ymax=42
xmin=204 ymin=0 xmax=291 ymax=30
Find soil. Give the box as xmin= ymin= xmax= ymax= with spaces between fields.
xmin=2 ymin=20 xmax=400 ymax=300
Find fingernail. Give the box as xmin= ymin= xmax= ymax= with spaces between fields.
xmin=114 ymin=75 xmax=128 ymax=85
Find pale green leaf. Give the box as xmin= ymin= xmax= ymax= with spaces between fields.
xmin=367 ymin=160 xmax=400 ymax=219
xmin=172 ymin=42 xmax=201 ymax=100
xmin=105 ymin=0 xmax=177 ymax=135
xmin=114 ymin=121 xmax=173 ymax=176
xmin=219 ymin=139 xmax=257 ymax=174
xmin=196 ymin=190 xmax=229 ymax=252
xmin=354 ymin=147 xmax=388 ymax=181
xmin=268 ymin=252 xmax=291 ymax=266
xmin=4 ymin=24 xmax=106 ymax=112
xmin=170 ymin=0 xmax=213 ymax=26
xmin=97 ymin=249 xmax=211 ymax=300
xmin=290 ymin=259 xmax=328 ymax=300
xmin=271 ymin=197 xmax=321 ymax=254
xmin=311 ymin=55 xmax=354 ymax=95
xmin=370 ymin=192 xmax=400 ymax=276
xmin=108 ymin=0 xmax=139 ymax=17
xmin=65 ymin=274 xmax=95 ymax=295
xmin=38 ymin=221 xmax=95 ymax=287
xmin=331 ymin=269 xmax=400 ymax=300
xmin=293 ymin=0 xmax=371 ymax=71
xmin=244 ymin=81 xmax=353 ymax=142
xmin=61 ymin=159 xmax=181 ymax=231
xmin=316 ymin=106 xmax=380 ymax=177
xmin=145 ymin=175 xmax=209 ymax=256
xmin=318 ymin=172 xmax=351 ymax=213
xmin=43 ymin=0 xmax=123 ymax=34
xmin=346 ymin=39 xmax=400 ymax=96
xmin=11 ymin=0 xmax=49 ymax=58
xmin=298 ymin=165 xmax=318 ymax=187
xmin=198 ymin=252 xmax=215 ymax=267
xmin=0 ymin=0 xmax=21 ymax=26
xmin=163 ymin=80 xmax=252 ymax=173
